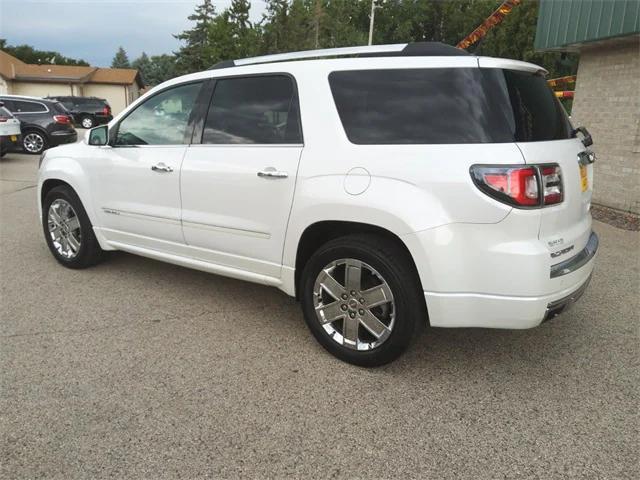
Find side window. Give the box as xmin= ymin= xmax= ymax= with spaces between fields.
xmin=12 ymin=101 xmax=47 ymax=113
xmin=202 ymin=75 xmax=302 ymax=144
xmin=115 ymin=82 xmax=202 ymax=146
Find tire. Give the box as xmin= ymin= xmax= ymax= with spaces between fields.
xmin=300 ymin=234 xmax=425 ymax=367
xmin=22 ymin=130 xmax=47 ymax=154
xmin=42 ymin=185 xmax=104 ymax=269
xmin=80 ymin=116 xmax=94 ymax=129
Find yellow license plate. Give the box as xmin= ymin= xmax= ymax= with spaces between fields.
xmin=10 ymin=135 xmax=17 ymax=141
xmin=580 ymin=165 xmax=588 ymax=192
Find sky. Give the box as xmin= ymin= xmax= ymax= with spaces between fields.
xmin=0 ymin=0 xmax=267 ymax=67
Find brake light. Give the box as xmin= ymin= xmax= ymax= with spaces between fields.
xmin=470 ymin=164 xmax=563 ymax=208
xmin=53 ymin=115 xmax=71 ymax=124
xmin=0 ymin=116 xmax=7 ymax=123
xmin=102 ymin=106 xmax=111 ymax=115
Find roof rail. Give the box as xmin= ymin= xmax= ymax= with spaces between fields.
xmin=210 ymin=42 xmax=470 ymax=70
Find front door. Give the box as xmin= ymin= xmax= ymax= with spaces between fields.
xmin=90 ymin=81 xmax=203 ymax=249
xmin=180 ymin=75 xmax=303 ymax=277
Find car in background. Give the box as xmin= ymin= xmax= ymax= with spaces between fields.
xmin=46 ymin=96 xmax=112 ymax=129
xmin=0 ymin=102 xmax=22 ymax=157
xmin=0 ymin=95 xmax=77 ymax=154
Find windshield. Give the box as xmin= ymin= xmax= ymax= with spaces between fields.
xmin=329 ymin=68 xmax=573 ymax=145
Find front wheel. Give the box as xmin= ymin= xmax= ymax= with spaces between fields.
xmin=42 ymin=186 xmax=104 ymax=268
xmin=300 ymin=234 xmax=425 ymax=367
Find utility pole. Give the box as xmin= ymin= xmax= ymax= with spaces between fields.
xmin=368 ymin=0 xmax=380 ymax=46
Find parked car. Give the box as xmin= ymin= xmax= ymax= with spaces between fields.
xmin=0 ymin=102 xmax=22 ymax=157
xmin=46 ymin=96 xmax=112 ymax=129
xmin=0 ymin=95 xmax=76 ymax=154
xmin=37 ymin=42 xmax=598 ymax=366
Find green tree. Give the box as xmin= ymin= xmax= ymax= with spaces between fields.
xmin=131 ymin=52 xmax=151 ymax=85
xmin=0 ymin=39 xmax=89 ymax=65
xmin=111 ymin=46 xmax=131 ymax=68
xmin=146 ymin=54 xmax=178 ymax=86
xmin=174 ymin=0 xmax=217 ymax=74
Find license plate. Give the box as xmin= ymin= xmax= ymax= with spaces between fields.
xmin=10 ymin=135 xmax=17 ymax=141
xmin=580 ymin=165 xmax=588 ymax=192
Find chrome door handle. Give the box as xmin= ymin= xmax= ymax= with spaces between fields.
xmin=151 ymin=163 xmax=173 ymax=173
xmin=257 ymin=167 xmax=288 ymax=179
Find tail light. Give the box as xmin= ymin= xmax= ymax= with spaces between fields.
xmin=53 ymin=115 xmax=71 ymax=124
xmin=102 ymin=105 xmax=111 ymax=116
xmin=540 ymin=165 xmax=563 ymax=205
xmin=0 ymin=116 xmax=7 ymax=123
xmin=470 ymin=164 xmax=563 ymax=208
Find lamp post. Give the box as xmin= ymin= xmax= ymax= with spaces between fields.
xmin=368 ymin=0 xmax=381 ymax=46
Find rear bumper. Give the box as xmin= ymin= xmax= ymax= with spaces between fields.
xmin=49 ymin=129 xmax=77 ymax=146
xmin=403 ymin=213 xmax=598 ymax=329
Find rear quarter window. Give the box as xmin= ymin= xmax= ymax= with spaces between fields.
xmin=329 ymin=68 xmax=572 ymax=145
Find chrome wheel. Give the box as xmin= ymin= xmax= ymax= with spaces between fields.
xmin=81 ymin=117 xmax=93 ymax=129
xmin=23 ymin=133 xmax=45 ymax=153
xmin=47 ymin=199 xmax=82 ymax=259
xmin=313 ymin=258 xmax=395 ymax=351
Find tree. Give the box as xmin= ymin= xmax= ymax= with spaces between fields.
xmin=0 ymin=39 xmax=89 ymax=65
xmin=174 ymin=0 xmax=217 ymax=74
xmin=111 ymin=47 xmax=131 ymax=68
xmin=131 ymin=52 xmax=151 ymax=85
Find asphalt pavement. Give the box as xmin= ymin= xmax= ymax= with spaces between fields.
xmin=1 ymin=148 xmax=638 ymax=479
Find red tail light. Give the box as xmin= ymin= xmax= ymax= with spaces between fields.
xmin=470 ymin=164 xmax=563 ymax=208
xmin=0 ymin=116 xmax=8 ymax=123
xmin=53 ymin=115 xmax=71 ymax=124
xmin=102 ymin=105 xmax=111 ymax=115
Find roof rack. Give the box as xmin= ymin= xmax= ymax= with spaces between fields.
xmin=210 ymin=42 xmax=470 ymax=70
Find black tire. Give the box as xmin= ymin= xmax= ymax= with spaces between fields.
xmin=42 ymin=185 xmax=104 ymax=269
xmin=22 ymin=130 xmax=47 ymax=154
xmin=300 ymin=234 xmax=426 ymax=367
xmin=80 ymin=115 xmax=94 ymax=129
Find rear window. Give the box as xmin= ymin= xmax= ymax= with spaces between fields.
xmin=11 ymin=100 xmax=48 ymax=113
xmin=329 ymin=68 xmax=572 ymax=144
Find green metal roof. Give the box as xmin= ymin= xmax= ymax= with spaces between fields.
xmin=535 ymin=0 xmax=640 ymax=51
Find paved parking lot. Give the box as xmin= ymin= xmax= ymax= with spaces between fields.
xmin=1 ymin=149 xmax=638 ymax=479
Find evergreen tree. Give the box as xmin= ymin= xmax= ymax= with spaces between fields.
xmin=174 ymin=0 xmax=217 ymax=74
xmin=111 ymin=47 xmax=131 ymax=68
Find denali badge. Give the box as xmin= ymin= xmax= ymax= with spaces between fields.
xmin=551 ymin=245 xmax=574 ymax=258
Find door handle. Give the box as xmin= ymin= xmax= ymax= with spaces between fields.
xmin=151 ymin=163 xmax=173 ymax=173
xmin=257 ymin=167 xmax=288 ymax=179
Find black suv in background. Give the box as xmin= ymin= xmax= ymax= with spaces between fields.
xmin=46 ymin=96 xmax=112 ymax=129
xmin=0 ymin=95 xmax=77 ymax=154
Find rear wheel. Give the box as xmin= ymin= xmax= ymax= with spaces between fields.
xmin=80 ymin=116 xmax=94 ymax=129
xmin=300 ymin=234 xmax=425 ymax=367
xmin=42 ymin=186 xmax=104 ymax=268
xmin=23 ymin=131 xmax=47 ymax=154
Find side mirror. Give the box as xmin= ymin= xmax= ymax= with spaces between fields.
xmin=573 ymin=126 xmax=593 ymax=147
xmin=88 ymin=125 xmax=109 ymax=146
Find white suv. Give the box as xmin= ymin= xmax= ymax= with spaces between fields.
xmin=38 ymin=43 xmax=598 ymax=366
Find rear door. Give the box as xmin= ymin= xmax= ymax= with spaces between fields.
xmin=180 ymin=74 xmax=303 ymax=277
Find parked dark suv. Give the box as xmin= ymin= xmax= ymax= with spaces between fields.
xmin=0 ymin=95 xmax=77 ymax=154
xmin=46 ymin=96 xmax=112 ymax=129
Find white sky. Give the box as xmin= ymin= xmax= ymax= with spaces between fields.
xmin=0 ymin=0 xmax=268 ymax=66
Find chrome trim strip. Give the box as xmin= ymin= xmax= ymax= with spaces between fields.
xmin=101 ymin=207 xmax=180 ymax=225
xmin=550 ymin=232 xmax=598 ymax=278
xmin=182 ymin=219 xmax=271 ymax=239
